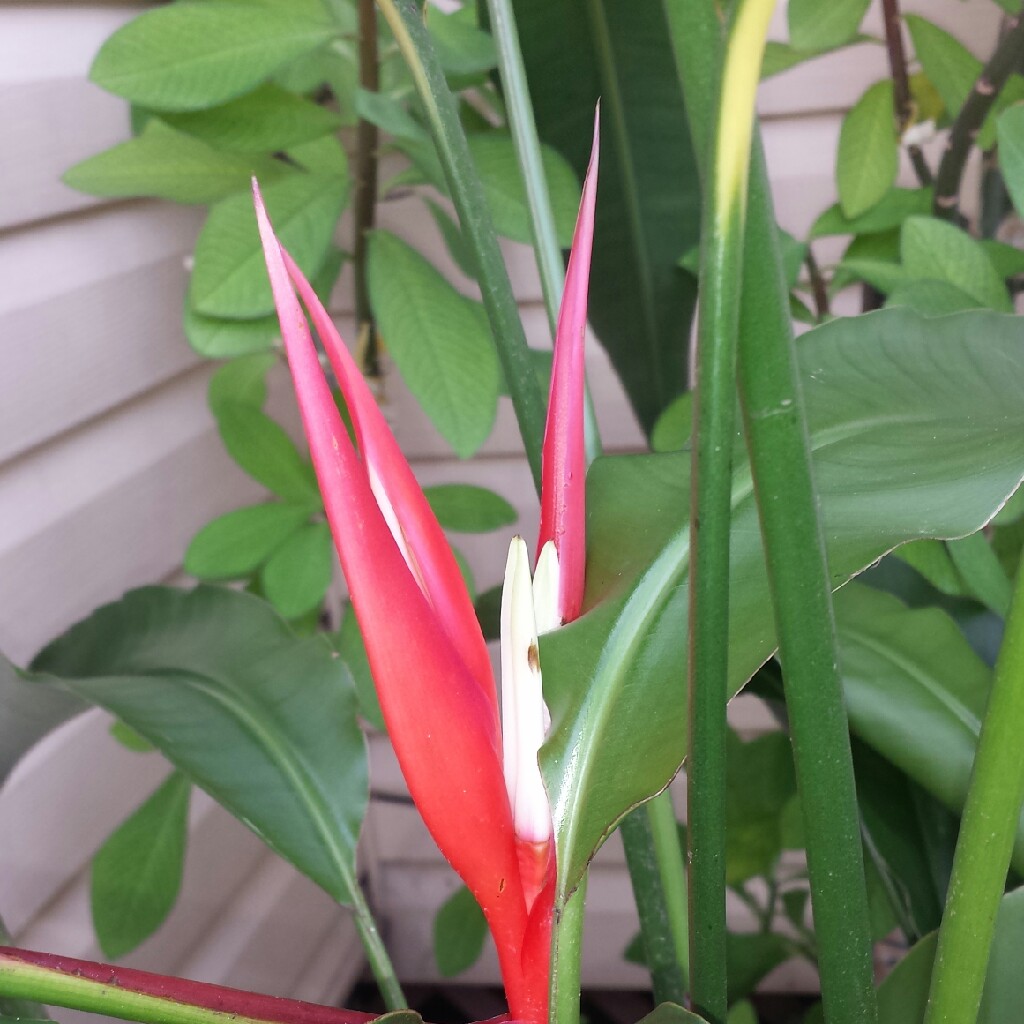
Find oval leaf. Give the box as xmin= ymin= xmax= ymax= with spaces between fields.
xmin=28 ymin=586 xmax=368 ymax=906
xmin=433 ymin=885 xmax=488 ymax=977
xmin=90 ymin=3 xmax=337 ymax=111
xmin=261 ymin=521 xmax=335 ymax=619
xmin=91 ymin=773 xmax=191 ymax=960
xmin=423 ymin=484 xmax=517 ymax=532
xmin=367 ymin=231 xmax=498 ymax=458
xmin=540 ymin=307 xmax=1024 ymax=903
xmin=787 ymin=0 xmax=870 ymax=51
xmin=837 ymin=81 xmax=898 ymax=219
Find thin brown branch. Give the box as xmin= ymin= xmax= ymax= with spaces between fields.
xmin=804 ymin=247 xmax=831 ymax=321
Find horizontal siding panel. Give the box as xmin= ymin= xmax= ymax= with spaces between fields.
xmin=0 ymin=202 xmax=203 ymax=463
xmin=0 ymin=6 xmax=145 ymax=230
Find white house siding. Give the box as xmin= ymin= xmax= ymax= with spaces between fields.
xmin=0 ymin=0 xmax=1006 ymax=1012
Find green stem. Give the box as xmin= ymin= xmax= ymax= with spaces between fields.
xmin=686 ymin=2 xmax=772 ymax=1019
xmin=549 ymin=875 xmax=587 ymax=1024
xmin=666 ymin=4 xmax=880 ymax=1024
xmin=0 ymin=920 xmax=47 ymax=1022
xmin=350 ymin=888 xmax=405 ymax=1010
xmin=924 ymin=547 xmax=1024 ymax=1024
xmin=481 ymin=0 xmax=602 ymax=462
xmin=647 ymin=792 xmax=691 ymax=990
xmin=620 ymin=797 xmax=688 ymax=1005
xmin=374 ymin=0 xmax=546 ymax=489
xmin=0 ymin=948 xmax=376 ymax=1024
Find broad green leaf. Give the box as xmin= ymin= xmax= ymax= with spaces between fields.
xmin=514 ymin=0 xmax=701 ymax=433
xmin=207 ymin=352 xmax=275 ymax=414
xmin=980 ymin=238 xmax=1024 ymax=280
xmin=63 ymin=121 xmax=284 ymax=203
xmin=190 ymin=173 xmax=348 ymax=318
xmin=878 ymin=888 xmax=1024 ymax=1023
xmin=726 ymin=1002 xmax=757 ymax=1024
xmin=650 ymin=392 xmax=692 ymax=453
xmin=837 ymin=81 xmax=898 ymax=218
xmin=433 ymin=885 xmax=488 ymax=976
xmin=91 ymin=772 xmax=190 ymax=959
xmin=635 ymin=1004 xmax=709 ymax=1024
xmin=425 ymin=199 xmax=478 ymax=280
xmin=945 ymin=532 xmax=1013 ymax=615
xmin=110 ymin=720 xmax=155 ymax=754
xmin=429 ymin=12 xmax=498 ymax=75
xmin=997 ymin=104 xmax=1024 ymax=219
xmin=0 ymin=654 xmax=85 ymax=781
xmin=810 ymin=187 xmax=932 ymax=237
xmin=261 ymin=521 xmax=334 ymax=619
xmin=161 ymin=84 xmax=343 ymax=153
xmin=214 ymin=404 xmax=320 ymax=502
xmin=90 ymin=3 xmax=337 ymax=111
xmin=837 ymin=258 xmax=908 ymax=293
xmin=287 ymin=135 xmax=350 ymax=177
xmin=185 ymin=309 xmax=279 ymax=358
xmin=901 ymin=217 xmax=1011 ymax=311
xmin=885 ymin=279 xmax=986 ymax=315
xmin=905 ymin=15 xmax=980 ymax=121
xmin=540 ymin=308 xmax=1024 ymax=902
xmin=761 ymin=39 xmax=869 ymax=79
xmin=28 ymin=586 xmax=368 ymax=905
xmin=335 ymin=604 xmax=383 ymax=731
xmin=423 ymin=484 xmax=517 ymax=533
xmin=367 ymin=232 xmax=498 ymax=458
xmin=185 ymin=503 xmax=311 ymax=580
xmin=354 ymin=89 xmax=427 ymax=142
xmin=788 ymin=0 xmax=870 ymax=51
xmin=467 ymin=134 xmax=581 ymax=247
xmin=894 ymin=539 xmax=968 ymax=597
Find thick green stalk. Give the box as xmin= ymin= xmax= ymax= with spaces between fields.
xmin=620 ymin=797 xmax=688 ymax=1005
xmin=666 ymin=3 xmax=879 ymax=1023
xmin=549 ymin=876 xmax=587 ymax=1024
xmin=374 ymin=0 xmax=546 ymax=489
xmin=0 ymin=948 xmax=375 ymax=1024
xmin=686 ymin=2 xmax=772 ymax=1020
xmin=924 ymin=548 xmax=1024 ymax=1024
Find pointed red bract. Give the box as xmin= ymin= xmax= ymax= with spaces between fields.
xmin=253 ymin=184 xmax=541 ymax=1022
xmin=538 ymin=109 xmax=600 ymax=624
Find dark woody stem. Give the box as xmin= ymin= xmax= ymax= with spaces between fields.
xmin=934 ymin=7 xmax=1024 ymax=221
xmin=804 ymin=247 xmax=830 ymax=322
xmin=880 ymin=0 xmax=933 ymax=187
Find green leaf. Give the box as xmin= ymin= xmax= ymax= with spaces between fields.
xmin=998 ymin=104 xmax=1024 ymax=219
xmin=904 ymin=15 xmax=981 ymax=121
xmin=367 ymin=231 xmax=498 ymax=457
xmin=423 ymin=484 xmax=517 ymax=532
xmin=207 ymin=352 xmax=275 ymax=414
xmin=355 ymin=89 xmax=427 ymax=142
xmin=635 ymin=1004 xmax=709 ymax=1024
xmin=91 ymin=772 xmax=191 ymax=960
xmin=650 ymin=392 xmax=692 ymax=453
xmin=810 ymin=187 xmax=932 ymax=237
xmin=161 ymin=83 xmax=343 ymax=153
xmin=214 ymin=404 xmax=320 ymax=502
xmin=185 ymin=309 xmax=279 ymax=358
xmin=837 ymin=81 xmax=898 ymax=218
xmin=878 ymin=887 xmax=1024 ymax=1023
xmin=894 ymin=539 xmax=968 ymax=597
xmin=788 ymin=0 xmax=870 ymax=51
xmin=90 ymin=2 xmax=337 ymax=111
xmin=885 ymin=279 xmax=986 ymax=315
xmin=287 ymin=134 xmax=350 ymax=177
xmin=539 ymin=307 xmax=1024 ymax=903
xmin=335 ymin=604 xmax=383 ymax=732
xmin=29 ymin=586 xmax=368 ymax=906
xmin=185 ymin=503 xmax=311 ymax=580
xmin=467 ymin=134 xmax=581 ymax=247
xmin=0 ymin=654 xmax=85 ymax=781
xmin=433 ymin=885 xmax=488 ymax=977
xmin=110 ymin=720 xmax=155 ymax=754
xmin=980 ymin=239 xmax=1024 ymax=280
xmin=725 ymin=932 xmax=791 ymax=1005
xmin=474 ymin=584 xmax=503 ymax=642
xmin=190 ymin=173 xmax=348 ymax=318
xmin=900 ymin=217 xmax=1012 ymax=311
xmin=977 ymin=74 xmax=1024 ymax=151
xmin=261 ymin=522 xmax=334 ymax=619
xmin=425 ymin=198 xmax=478 ymax=280
xmin=726 ymin=1002 xmax=757 ymax=1024
xmin=945 ymin=532 xmax=1013 ymax=615
xmin=63 ymin=120 xmax=284 ymax=203
xmin=837 ymin=257 xmax=908 ymax=293
xmin=429 ymin=12 xmax=498 ymax=75
xmin=513 ymin=0 xmax=701 ymax=434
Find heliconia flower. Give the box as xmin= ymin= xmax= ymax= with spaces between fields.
xmin=252 ymin=110 xmax=598 ymax=1024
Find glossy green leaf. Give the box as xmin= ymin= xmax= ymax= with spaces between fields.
xmin=161 ymin=84 xmax=343 ymax=153
xmin=904 ymin=15 xmax=980 ymax=121
xmin=214 ymin=405 xmax=320 ymax=503
xmin=837 ymin=81 xmax=898 ymax=218
xmin=433 ymin=885 xmax=488 ymax=977
xmin=261 ymin=521 xmax=334 ymax=619
xmin=335 ymin=604 xmax=383 ymax=732
xmin=945 ymin=532 xmax=1013 ymax=615
xmin=901 ymin=217 xmax=1011 ymax=311
xmin=894 ymin=539 xmax=968 ymax=598
xmin=540 ymin=308 xmax=1024 ymax=902
xmin=63 ymin=121 xmax=284 ymax=203
xmin=367 ymin=231 xmax=498 ymax=458
xmin=90 ymin=3 xmax=337 ymax=111
xmin=422 ymin=484 xmax=517 ymax=532
xmin=877 ymin=887 xmax=1024 ymax=1023
xmin=185 ymin=503 xmax=311 ymax=580
xmin=650 ymin=392 xmax=692 ymax=453
xmin=884 ymin=279 xmax=985 ymax=315
xmin=467 ymin=134 xmax=581 ymax=247
xmin=190 ymin=173 xmax=348 ymax=318
xmin=513 ymin=0 xmax=700 ymax=434
xmin=997 ymin=104 xmax=1024 ymax=218
xmin=810 ymin=187 xmax=932 ymax=237
xmin=788 ymin=0 xmax=870 ymax=51
xmin=28 ymin=586 xmax=368 ymax=906
xmin=0 ymin=654 xmax=85 ymax=781
xmin=91 ymin=772 xmax=190 ymax=960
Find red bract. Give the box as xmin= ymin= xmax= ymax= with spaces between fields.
xmin=252 ymin=111 xmax=598 ymax=1024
